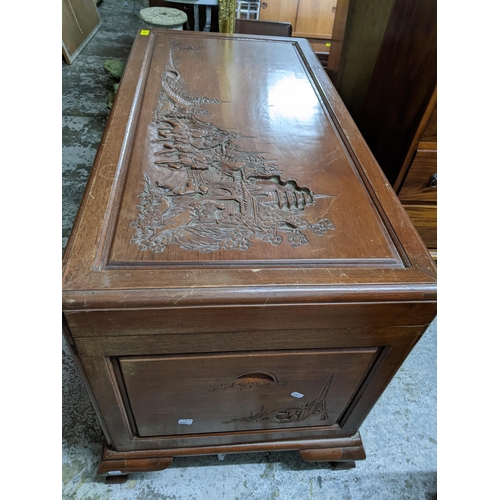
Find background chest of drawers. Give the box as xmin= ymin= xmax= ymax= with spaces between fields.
xmin=397 ymin=91 xmax=437 ymax=259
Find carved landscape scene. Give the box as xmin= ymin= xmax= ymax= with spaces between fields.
xmin=131 ymin=42 xmax=336 ymax=254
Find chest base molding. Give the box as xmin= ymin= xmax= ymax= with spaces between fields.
xmin=98 ymin=432 xmax=366 ymax=480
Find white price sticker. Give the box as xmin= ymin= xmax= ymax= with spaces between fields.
xmin=291 ymin=392 xmax=304 ymax=398
xmin=178 ymin=419 xmax=194 ymax=425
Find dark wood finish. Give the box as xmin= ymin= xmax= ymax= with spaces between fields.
xmin=325 ymin=0 xmax=350 ymax=83
xmin=119 ymin=349 xmax=377 ymax=436
xmin=101 ymin=432 xmax=368 ymax=458
xmin=331 ymin=1 xmax=437 ymax=257
xmin=73 ymin=327 xmax=432 ymax=358
xmin=329 ymin=0 xmax=394 ymax=113
xmin=401 ymin=204 xmax=437 ymax=250
xmin=235 ymin=18 xmax=292 ymax=36
xmin=357 ymin=0 xmax=437 ymax=186
xmin=62 ymin=315 xmax=115 ymax=447
xmin=63 ymin=29 xmax=436 ymax=477
xmin=98 ymin=441 xmax=174 ymax=478
xmin=66 ymin=304 xmax=436 ymax=337
xmin=396 ymin=88 xmax=437 ymax=257
xmin=395 ymin=88 xmax=437 ymax=192
xmin=299 ymin=436 xmax=365 ymax=462
xmin=398 ymin=147 xmax=437 ymax=204
xmin=99 ymin=456 xmax=174 ymax=475
xmin=300 ymin=437 xmax=365 ymax=468
xmin=98 ymin=433 xmax=363 ymax=477
xmin=421 ymin=103 xmax=437 ymax=143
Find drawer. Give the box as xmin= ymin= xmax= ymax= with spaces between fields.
xmin=398 ymin=146 xmax=437 ymax=204
xmin=403 ymin=204 xmax=437 ymax=249
xmin=307 ymin=39 xmax=333 ymax=54
xmin=421 ymin=103 xmax=437 ymax=142
xmin=118 ymin=349 xmax=378 ymax=437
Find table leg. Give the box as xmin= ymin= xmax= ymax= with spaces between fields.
xmin=194 ymin=5 xmax=200 ymax=31
xmin=204 ymin=6 xmax=212 ymax=32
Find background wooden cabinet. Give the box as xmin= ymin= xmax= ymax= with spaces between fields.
xmin=396 ymin=91 xmax=437 ymax=258
xmin=62 ymin=0 xmax=101 ymax=63
xmin=327 ymin=0 xmax=437 ymax=258
xmin=259 ymin=0 xmax=337 ymax=55
xmin=258 ymin=0 xmax=299 ymax=28
xmin=149 ymin=1 xmax=337 ymax=61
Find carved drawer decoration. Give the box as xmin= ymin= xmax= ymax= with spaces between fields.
xmin=118 ymin=349 xmax=378 ymax=437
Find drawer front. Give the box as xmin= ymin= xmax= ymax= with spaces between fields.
xmin=119 ymin=349 xmax=378 ymax=437
xmin=421 ymin=103 xmax=437 ymax=142
xmin=403 ymin=204 xmax=437 ymax=249
xmin=65 ymin=302 xmax=438 ymax=338
xmin=398 ymin=147 xmax=437 ymax=204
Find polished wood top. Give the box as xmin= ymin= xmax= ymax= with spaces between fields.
xmin=62 ymin=30 xmax=436 ymax=308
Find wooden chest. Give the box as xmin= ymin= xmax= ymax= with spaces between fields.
xmin=62 ymin=29 xmax=437 ymax=480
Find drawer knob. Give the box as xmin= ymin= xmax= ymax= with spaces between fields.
xmin=429 ymin=174 xmax=437 ymax=188
xmin=261 ymin=2 xmax=268 ymax=9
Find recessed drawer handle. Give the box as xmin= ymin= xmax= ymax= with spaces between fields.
xmin=234 ymin=372 xmax=276 ymax=385
xmin=429 ymin=174 xmax=437 ymax=188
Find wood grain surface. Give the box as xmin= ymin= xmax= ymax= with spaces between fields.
xmin=398 ymin=147 xmax=437 ymax=204
xmin=62 ymin=30 xmax=436 ymax=305
xmin=120 ymin=349 xmax=377 ymax=436
xmin=402 ymin=204 xmax=437 ymax=249
xmin=357 ymin=0 xmax=437 ymax=186
xmin=62 ymin=30 xmax=436 ymax=468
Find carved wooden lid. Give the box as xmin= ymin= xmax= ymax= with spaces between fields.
xmin=62 ymin=31 xmax=436 ymax=309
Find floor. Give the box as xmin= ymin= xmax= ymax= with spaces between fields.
xmin=62 ymin=1 xmax=437 ymax=498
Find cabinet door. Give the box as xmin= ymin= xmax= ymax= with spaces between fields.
xmin=259 ymin=0 xmax=299 ymax=28
xmin=62 ymin=0 xmax=101 ymax=63
xmin=294 ymin=0 xmax=337 ymax=39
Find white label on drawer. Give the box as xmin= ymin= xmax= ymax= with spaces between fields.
xmin=108 ymin=471 xmax=122 ymax=475
xmin=178 ymin=419 xmax=193 ymax=425
xmin=291 ymin=392 xmax=304 ymax=398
